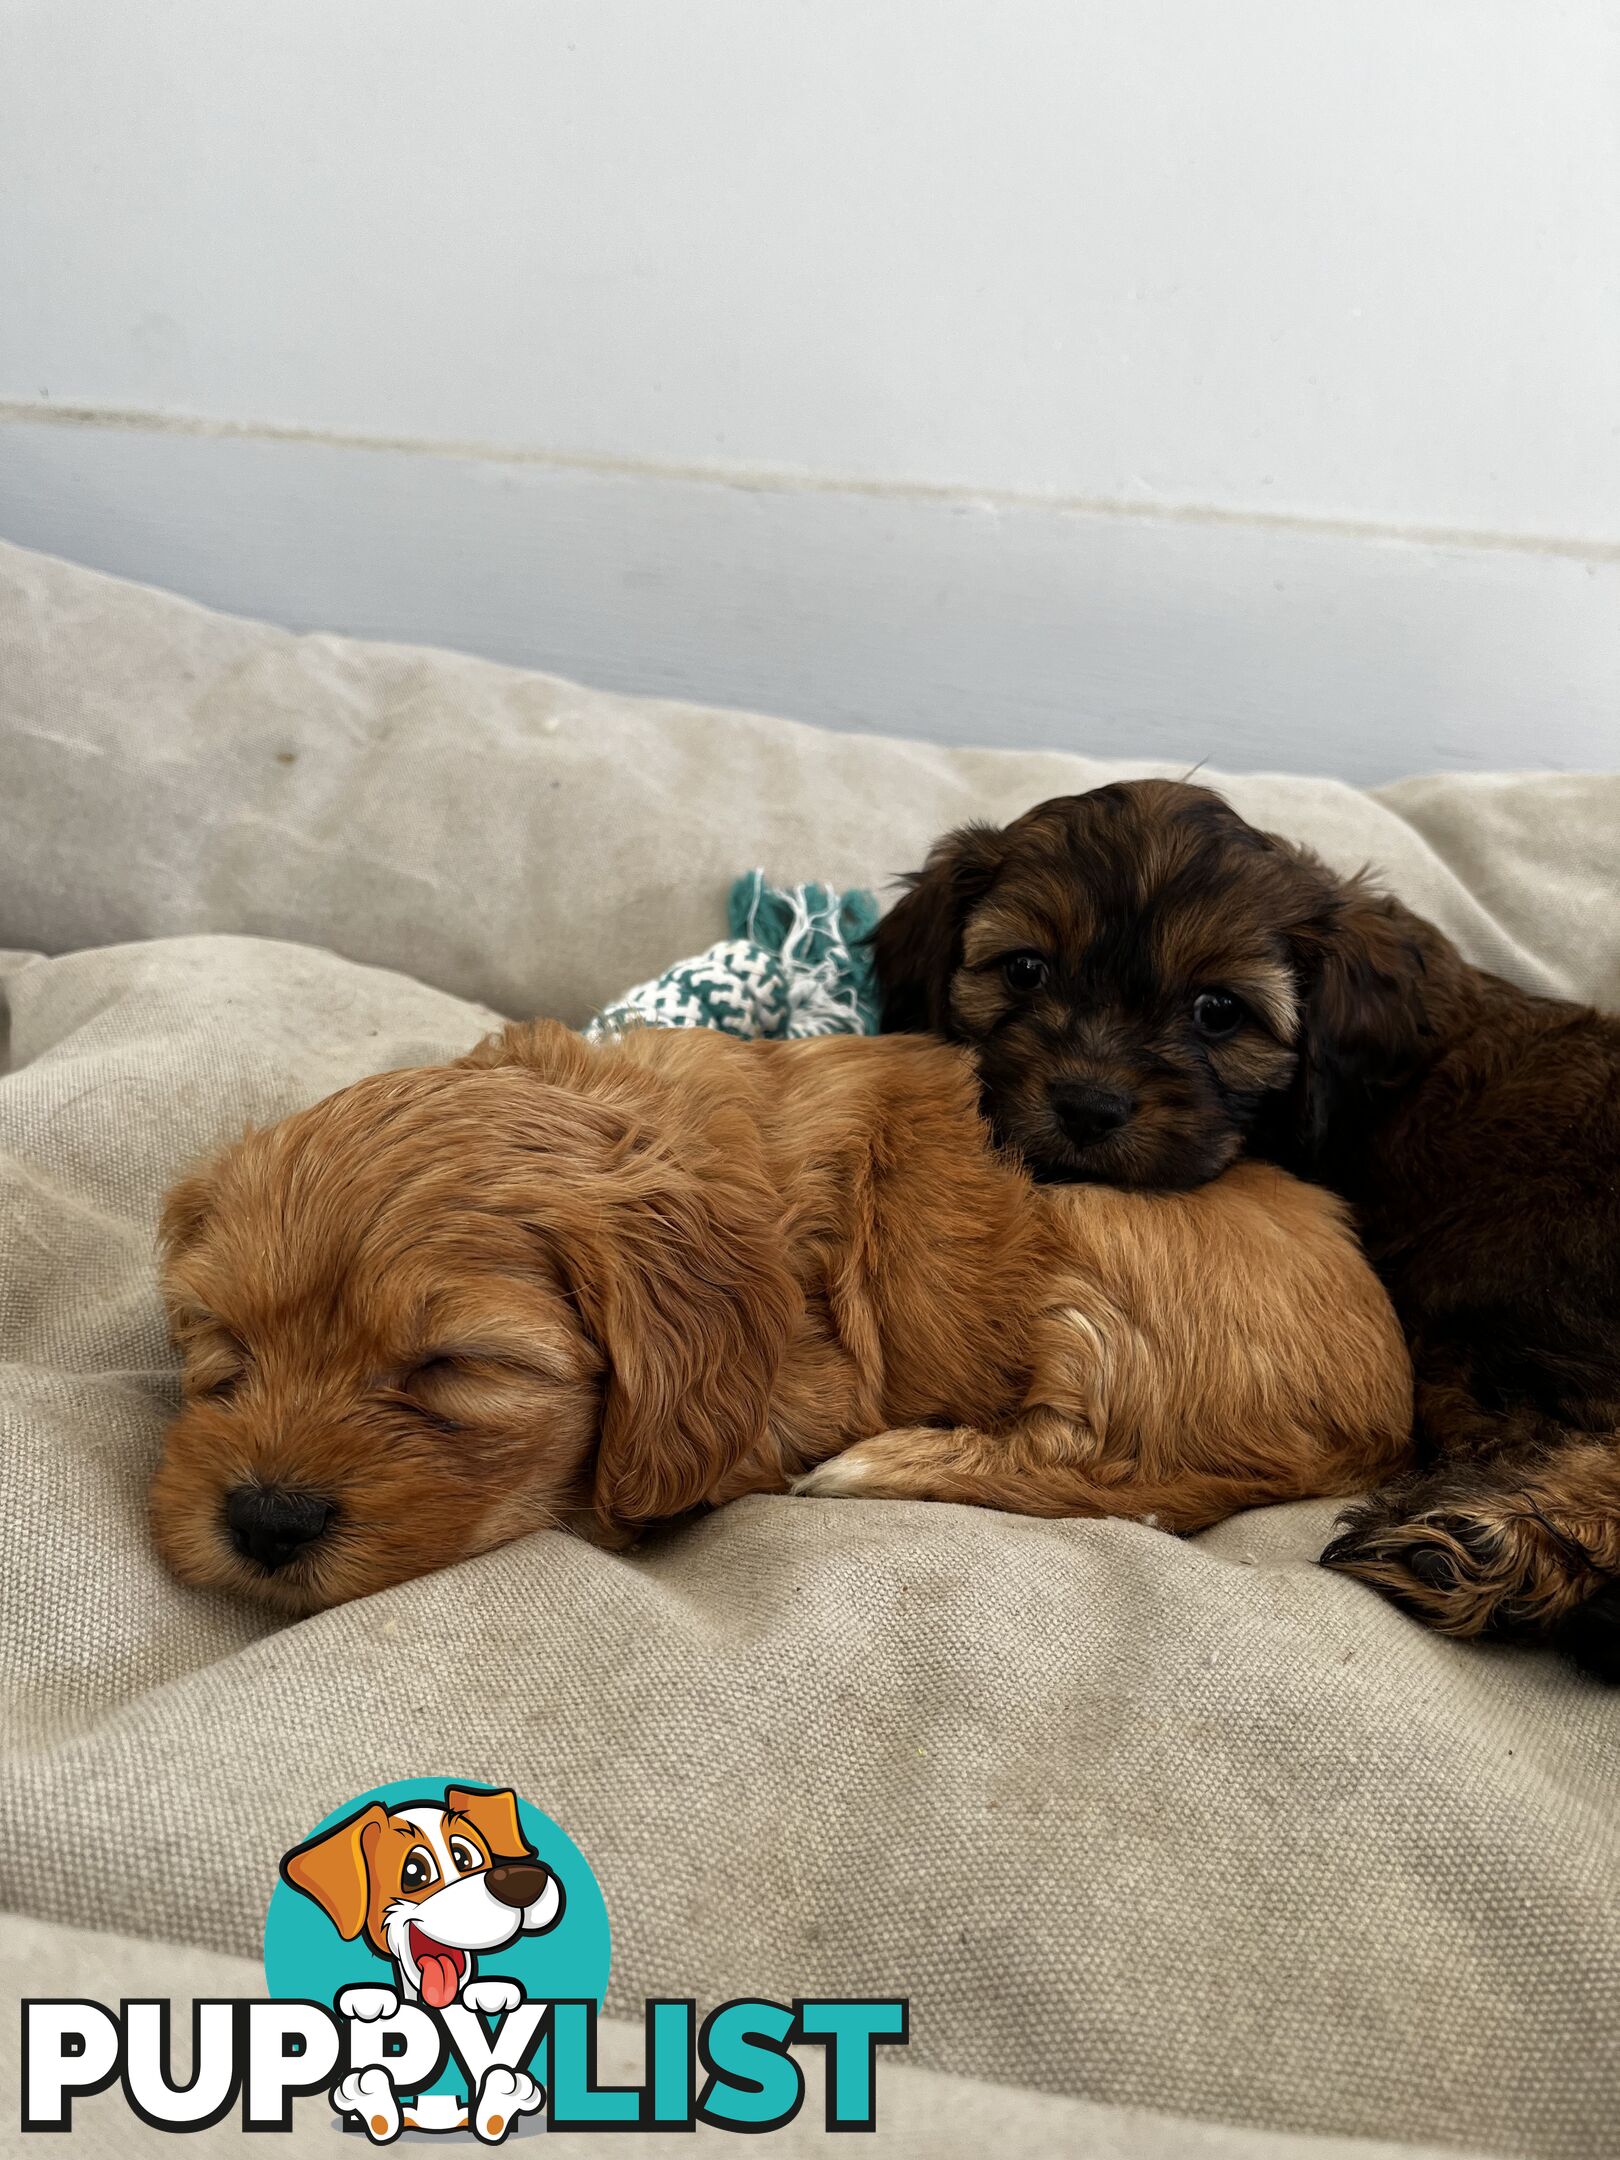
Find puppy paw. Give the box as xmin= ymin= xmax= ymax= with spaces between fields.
xmin=462 ymin=1977 xmax=523 ymax=2017
xmin=337 ymin=1984 xmax=399 ymax=2023
xmin=475 ymin=2064 xmax=544 ymax=2143
xmin=792 ymin=1428 xmax=992 ymax=1505
xmin=333 ymin=2066 xmax=401 ymax=2143
xmin=792 ymin=1450 xmax=882 ymax=1499
xmin=1321 ymin=1493 xmax=1599 ymax=1640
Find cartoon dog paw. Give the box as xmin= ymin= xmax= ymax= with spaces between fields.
xmin=333 ymin=2066 xmax=402 ymax=2143
xmin=462 ymin=1977 xmax=523 ymax=2017
xmin=337 ymin=1984 xmax=400 ymax=2022
xmin=474 ymin=2065 xmax=544 ymax=2143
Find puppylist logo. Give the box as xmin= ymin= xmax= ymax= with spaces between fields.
xmin=21 ymin=1779 xmax=909 ymax=2141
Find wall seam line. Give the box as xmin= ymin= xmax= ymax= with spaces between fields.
xmin=2 ymin=398 xmax=1616 ymax=566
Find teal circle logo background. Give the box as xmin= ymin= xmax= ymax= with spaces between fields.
xmin=263 ymin=1778 xmax=611 ymax=2011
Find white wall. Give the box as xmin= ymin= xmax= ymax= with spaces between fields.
xmin=2 ymin=1 xmax=1616 ymax=782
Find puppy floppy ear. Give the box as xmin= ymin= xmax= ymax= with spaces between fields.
xmin=871 ymin=821 xmax=1009 ymax=1033
xmin=280 ymin=1803 xmax=390 ymax=1940
xmin=157 ymin=1161 xmax=221 ymax=1260
xmin=456 ymin=1018 xmax=597 ymax=1085
xmin=1285 ymin=862 xmax=1445 ymax=1155
xmin=559 ymin=1104 xmax=801 ymax=1541
xmin=157 ymin=1160 xmax=228 ymax=1346
xmin=444 ymin=1785 xmax=533 ymax=1864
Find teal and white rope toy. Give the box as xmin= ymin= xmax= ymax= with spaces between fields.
xmin=587 ymin=872 xmax=880 ymax=1043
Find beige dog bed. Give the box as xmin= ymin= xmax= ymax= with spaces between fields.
xmin=0 ymin=541 xmax=1615 ymax=2158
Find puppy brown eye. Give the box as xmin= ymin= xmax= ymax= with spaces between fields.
xmin=1192 ymin=990 xmax=1245 ymax=1039
xmin=1001 ymin=953 xmax=1049 ymax=993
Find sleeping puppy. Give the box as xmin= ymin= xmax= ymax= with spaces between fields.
xmin=873 ymin=778 xmax=1620 ymax=1676
xmin=150 ymin=1021 xmax=1410 ymax=1614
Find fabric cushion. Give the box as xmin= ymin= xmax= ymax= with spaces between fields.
xmin=1 ymin=541 xmax=1617 ymax=2157
xmin=3 ymin=540 xmax=1617 ymax=1022
xmin=4 ymin=933 xmax=1615 ymax=2159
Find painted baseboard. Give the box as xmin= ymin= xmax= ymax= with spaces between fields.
xmin=2 ymin=410 xmax=1615 ymax=784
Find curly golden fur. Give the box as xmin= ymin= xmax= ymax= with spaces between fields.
xmin=150 ymin=1022 xmax=1411 ymax=1613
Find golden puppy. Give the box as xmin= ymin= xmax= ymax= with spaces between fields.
xmin=151 ymin=1022 xmax=1412 ymax=1612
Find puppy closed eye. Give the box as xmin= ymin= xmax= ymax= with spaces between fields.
xmin=396 ymin=1354 xmax=479 ymax=1426
xmin=395 ymin=1350 xmax=562 ymax=1429
xmin=404 ymin=1355 xmax=466 ymax=1390
xmin=178 ymin=1321 xmax=251 ymax=1401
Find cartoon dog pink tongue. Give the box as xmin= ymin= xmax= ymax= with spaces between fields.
xmin=410 ymin=1926 xmax=467 ymax=2009
xmin=281 ymin=1785 xmax=565 ymax=2025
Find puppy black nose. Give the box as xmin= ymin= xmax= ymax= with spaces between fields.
xmin=1050 ymin=1081 xmax=1134 ymax=1148
xmin=485 ymin=1862 xmax=549 ymax=1910
xmin=224 ymin=1485 xmax=333 ymax=1572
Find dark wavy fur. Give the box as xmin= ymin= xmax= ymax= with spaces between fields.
xmin=874 ymin=779 xmax=1620 ymax=1678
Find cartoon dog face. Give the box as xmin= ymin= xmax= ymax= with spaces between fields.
xmin=281 ymin=1785 xmax=563 ymax=2008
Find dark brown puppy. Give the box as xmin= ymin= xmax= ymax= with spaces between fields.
xmin=874 ymin=779 xmax=1620 ymax=1677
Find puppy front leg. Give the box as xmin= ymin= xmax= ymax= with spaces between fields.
xmin=793 ymin=1418 xmax=1302 ymax=1533
xmin=1321 ymin=1432 xmax=1620 ymax=1674
xmin=793 ymin=1424 xmax=1016 ymax=1503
